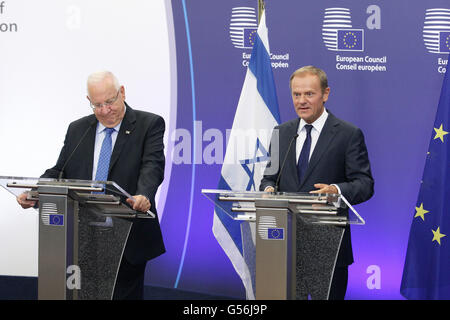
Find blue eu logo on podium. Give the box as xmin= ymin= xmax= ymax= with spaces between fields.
xmin=267 ymin=228 xmax=284 ymax=240
xmin=49 ymin=214 xmax=64 ymax=226
xmin=337 ymin=29 xmax=364 ymax=51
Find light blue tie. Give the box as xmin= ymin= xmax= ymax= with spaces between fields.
xmin=92 ymin=127 xmax=115 ymax=226
xmin=95 ymin=127 xmax=115 ymax=183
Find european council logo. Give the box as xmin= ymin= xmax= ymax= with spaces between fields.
xmin=337 ymin=29 xmax=364 ymax=51
xmin=49 ymin=214 xmax=64 ymax=226
xmin=267 ymin=228 xmax=284 ymax=240
xmin=230 ymin=7 xmax=258 ymax=49
xmin=258 ymin=216 xmax=284 ymax=240
xmin=41 ymin=202 xmax=64 ymax=226
xmin=423 ymin=8 xmax=450 ymax=54
xmin=322 ymin=7 xmax=364 ymax=51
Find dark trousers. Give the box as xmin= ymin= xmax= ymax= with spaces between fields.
xmin=112 ymin=257 xmax=147 ymax=300
xmin=328 ymin=266 xmax=348 ymax=300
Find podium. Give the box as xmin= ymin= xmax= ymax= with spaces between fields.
xmin=202 ymin=189 xmax=364 ymax=300
xmin=0 ymin=176 xmax=153 ymax=300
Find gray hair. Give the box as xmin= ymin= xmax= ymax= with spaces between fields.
xmin=87 ymin=71 xmax=120 ymax=92
xmin=289 ymin=66 xmax=328 ymax=92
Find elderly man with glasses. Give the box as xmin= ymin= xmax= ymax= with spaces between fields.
xmin=17 ymin=70 xmax=166 ymax=300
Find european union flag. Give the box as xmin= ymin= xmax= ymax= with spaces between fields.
xmin=401 ymin=63 xmax=450 ymax=299
xmin=268 ymin=228 xmax=284 ymax=240
xmin=439 ymin=32 xmax=450 ymax=53
xmin=49 ymin=214 xmax=64 ymax=226
xmin=337 ymin=29 xmax=364 ymax=51
xmin=243 ymin=28 xmax=257 ymax=48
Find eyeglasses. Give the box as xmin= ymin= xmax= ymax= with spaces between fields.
xmin=89 ymin=89 xmax=121 ymax=110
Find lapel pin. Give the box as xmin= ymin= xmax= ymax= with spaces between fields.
xmin=125 ymin=130 xmax=131 ymax=135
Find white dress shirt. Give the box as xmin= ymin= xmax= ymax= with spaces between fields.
xmin=295 ymin=109 xmax=341 ymax=195
xmin=295 ymin=109 xmax=329 ymax=162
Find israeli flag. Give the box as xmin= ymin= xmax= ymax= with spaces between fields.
xmin=212 ymin=10 xmax=280 ymax=300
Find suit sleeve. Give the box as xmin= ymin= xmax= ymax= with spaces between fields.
xmin=136 ymin=115 xmax=165 ymax=206
xmin=336 ymin=127 xmax=374 ymax=205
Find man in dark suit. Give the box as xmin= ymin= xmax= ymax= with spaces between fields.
xmin=17 ymin=71 xmax=166 ymax=299
xmin=260 ymin=66 xmax=374 ymax=299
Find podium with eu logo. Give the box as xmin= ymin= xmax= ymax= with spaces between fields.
xmin=202 ymin=189 xmax=364 ymax=300
xmin=0 ymin=176 xmax=153 ymax=300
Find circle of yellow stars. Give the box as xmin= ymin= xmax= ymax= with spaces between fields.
xmin=343 ymin=32 xmax=357 ymax=49
xmin=248 ymin=29 xmax=257 ymax=47
xmin=413 ymin=123 xmax=448 ymax=245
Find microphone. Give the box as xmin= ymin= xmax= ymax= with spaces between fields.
xmin=274 ymin=133 xmax=298 ymax=192
xmin=58 ymin=119 xmax=97 ymax=180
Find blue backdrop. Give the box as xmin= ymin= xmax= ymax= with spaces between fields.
xmin=146 ymin=0 xmax=450 ymax=299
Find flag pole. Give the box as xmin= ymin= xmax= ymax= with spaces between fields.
xmin=258 ymin=0 xmax=265 ymax=24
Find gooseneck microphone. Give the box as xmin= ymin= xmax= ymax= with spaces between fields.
xmin=58 ymin=120 xmax=97 ymax=180
xmin=274 ymin=133 xmax=299 ymax=192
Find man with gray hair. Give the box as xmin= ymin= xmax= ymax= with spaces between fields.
xmin=17 ymin=70 xmax=166 ymax=299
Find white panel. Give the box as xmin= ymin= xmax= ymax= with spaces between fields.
xmin=0 ymin=0 xmax=173 ymax=276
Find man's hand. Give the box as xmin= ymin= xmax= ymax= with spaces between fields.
xmin=126 ymin=195 xmax=151 ymax=212
xmin=264 ymin=186 xmax=275 ymax=193
xmin=310 ymin=183 xmax=339 ymax=195
xmin=16 ymin=192 xmax=37 ymax=209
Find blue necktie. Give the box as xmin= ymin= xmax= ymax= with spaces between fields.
xmin=92 ymin=128 xmax=114 ymax=226
xmin=95 ymin=127 xmax=115 ymax=183
xmin=297 ymin=124 xmax=313 ymax=184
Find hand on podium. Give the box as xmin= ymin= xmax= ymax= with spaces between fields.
xmin=126 ymin=195 xmax=151 ymax=212
xmin=309 ymin=183 xmax=339 ymax=195
xmin=16 ymin=192 xmax=37 ymax=209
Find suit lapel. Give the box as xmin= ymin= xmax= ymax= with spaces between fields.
xmin=109 ymin=103 xmax=136 ymax=173
xmin=298 ymin=112 xmax=340 ymax=190
xmin=83 ymin=117 xmax=98 ymax=179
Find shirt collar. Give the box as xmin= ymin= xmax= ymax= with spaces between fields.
xmin=95 ymin=104 xmax=127 ymax=134
xmin=96 ymin=121 xmax=122 ymax=134
xmin=298 ymin=108 xmax=329 ymax=134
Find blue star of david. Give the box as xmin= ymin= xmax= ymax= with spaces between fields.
xmin=239 ymin=138 xmax=269 ymax=191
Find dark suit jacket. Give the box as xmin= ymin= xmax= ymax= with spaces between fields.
xmin=260 ymin=110 xmax=374 ymax=266
xmin=42 ymin=103 xmax=166 ymax=265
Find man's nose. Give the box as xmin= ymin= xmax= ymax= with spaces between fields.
xmin=99 ymin=106 xmax=111 ymax=114
xmin=297 ymin=94 xmax=306 ymax=104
